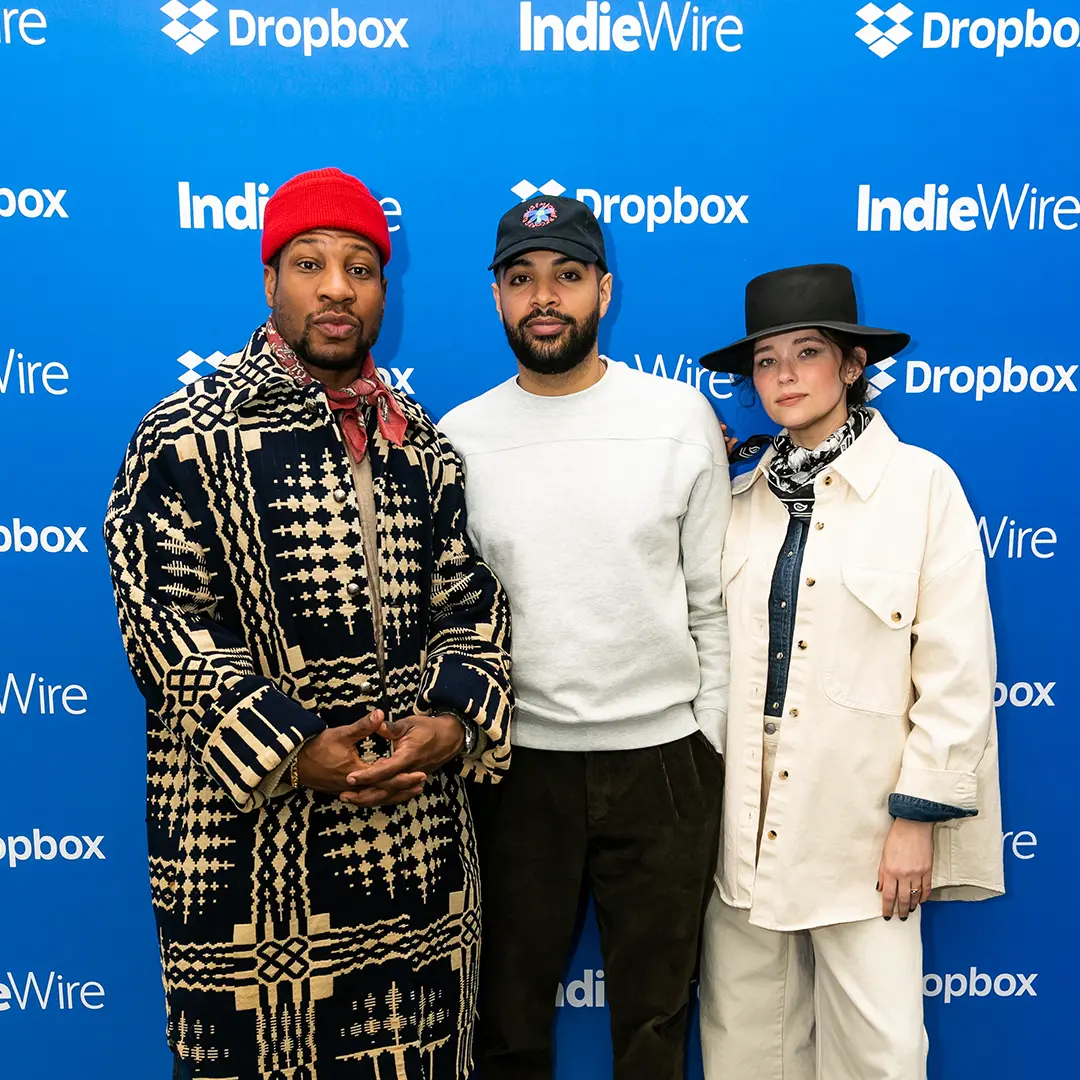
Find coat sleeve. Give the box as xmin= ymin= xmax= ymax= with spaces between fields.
xmin=104 ymin=414 xmax=326 ymax=813
xmin=896 ymin=464 xmax=997 ymax=813
xmin=414 ymin=434 xmax=514 ymax=783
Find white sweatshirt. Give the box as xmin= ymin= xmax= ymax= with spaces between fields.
xmin=439 ymin=360 xmax=730 ymax=752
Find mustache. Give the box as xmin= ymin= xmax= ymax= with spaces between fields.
xmin=519 ymin=309 xmax=575 ymax=331
xmin=306 ymin=305 xmax=359 ymax=326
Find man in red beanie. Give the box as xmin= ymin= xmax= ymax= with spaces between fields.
xmin=105 ymin=167 xmax=514 ymax=1080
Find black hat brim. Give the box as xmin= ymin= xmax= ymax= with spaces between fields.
xmin=489 ymin=236 xmax=607 ymax=273
xmin=698 ymin=321 xmax=911 ymax=375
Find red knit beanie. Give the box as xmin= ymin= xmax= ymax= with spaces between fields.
xmin=261 ymin=167 xmax=392 ymax=266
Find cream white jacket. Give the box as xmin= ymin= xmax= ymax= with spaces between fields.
xmin=719 ymin=412 xmax=1004 ymax=931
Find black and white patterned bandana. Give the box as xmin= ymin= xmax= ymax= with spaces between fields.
xmin=763 ymin=405 xmax=873 ymax=518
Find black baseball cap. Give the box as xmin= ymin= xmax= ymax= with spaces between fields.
xmin=489 ymin=194 xmax=608 ymax=273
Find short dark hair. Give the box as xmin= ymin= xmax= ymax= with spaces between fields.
xmin=731 ymin=327 xmax=870 ymax=408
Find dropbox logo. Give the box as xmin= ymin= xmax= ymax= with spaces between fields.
xmin=160 ymin=0 xmax=219 ymax=54
xmin=511 ymin=179 xmax=567 ymax=200
xmin=865 ymin=357 xmax=898 ymax=399
xmin=509 ymin=178 xmax=749 ymax=232
xmin=175 ymin=346 xmax=415 ymax=393
xmin=177 ymin=349 xmax=226 ymax=386
xmin=855 ymin=3 xmax=914 ymax=57
xmin=0 ymin=831 xmax=105 ymax=868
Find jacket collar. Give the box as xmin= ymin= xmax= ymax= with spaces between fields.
xmin=732 ymin=409 xmax=899 ymax=502
xmin=208 ymin=325 xmax=419 ymax=427
xmin=213 ymin=327 xmax=296 ymax=415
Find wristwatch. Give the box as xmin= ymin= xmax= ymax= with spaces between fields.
xmin=438 ymin=708 xmax=481 ymax=759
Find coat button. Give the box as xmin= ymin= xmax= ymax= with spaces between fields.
xmin=360 ymin=680 xmax=374 ymax=694
xmin=892 ymin=611 xmax=902 ymax=622
xmin=798 ymin=640 xmax=808 ymax=650
xmin=815 ymin=522 xmax=824 ymax=530
xmin=789 ymin=707 xmax=799 ymax=717
xmin=775 ymin=651 xmax=784 ymax=660
xmin=767 ymin=830 xmax=777 ymax=840
xmin=779 ymin=770 xmax=789 ymax=779
xmin=333 ymin=488 xmax=348 ymax=503
xmin=805 ymin=577 xmax=816 ymax=587
xmin=346 ymin=582 xmax=361 ymax=597
xmin=764 ymin=722 xmax=777 ymax=734
xmin=823 ymin=476 xmax=833 ymax=486
xmin=304 ymin=399 xmax=319 ymax=414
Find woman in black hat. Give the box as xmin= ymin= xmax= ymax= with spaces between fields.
xmin=695 ymin=265 xmax=1004 ymax=1080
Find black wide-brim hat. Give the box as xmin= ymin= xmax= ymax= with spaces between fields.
xmin=699 ymin=264 xmax=910 ymax=375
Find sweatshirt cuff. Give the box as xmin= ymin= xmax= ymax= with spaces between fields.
xmin=889 ymin=792 xmax=978 ymax=822
xmin=693 ymin=707 xmax=726 ymax=755
xmin=893 ymin=765 xmax=977 ymax=811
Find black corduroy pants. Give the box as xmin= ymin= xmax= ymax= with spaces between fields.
xmin=470 ymin=732 xmax=724 ymax=1080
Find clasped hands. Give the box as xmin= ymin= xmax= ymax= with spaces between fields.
xmin=295 ymin=709 xmax=465 ymax=808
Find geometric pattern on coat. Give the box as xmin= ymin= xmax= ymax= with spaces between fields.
xmin=104 ymin=324 xmax=514 ymax=1078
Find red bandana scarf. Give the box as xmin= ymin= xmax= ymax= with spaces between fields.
xmin=265 ymin=319 xmax=407 ymax=462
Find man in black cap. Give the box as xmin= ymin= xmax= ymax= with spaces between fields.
xmin=440 ymin=196 xmax=730 ymax=1080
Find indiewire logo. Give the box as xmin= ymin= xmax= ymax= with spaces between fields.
xmin=0 ymin=521 xmax=88 ymax=554
xmin=0 ymin=673 xmax=88 ymax=715
xmin=161 ymin=1 xmax=409 ymax=55
xmin=0 ymin=349 xmax=69 ymax=395
xmin=519 ymin=2 xmax=743 ymax=51
xmin=1003 ymin=829 xmax=1038 ymax=858
xmin=977 ymin=516 xmax=1057 ymax=559
xmin=0 ymin=831 xmax=104 ymax=868
xmin=555 ymin=969 xmax=606 ymax=1007
xmin=0 ymin=973 xmax=105 ymax=1012
xmin=511 ymin=179 xmax=748 ymax=232
xmin=857 ymin=183 xmax=1080 ymax=232
xmin=178 ymin=181 xmax=402 ymax=232
xmin=923 ymin=969 xmax=1037 ymax=1002
xmin=605 ymin=353 xmax=734 ymax=402
xmin=0 ymin=6 xmax=47 ymax=46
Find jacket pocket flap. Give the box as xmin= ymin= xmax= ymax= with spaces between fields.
xmin=840 ymin=565 xmax=919 ymax=629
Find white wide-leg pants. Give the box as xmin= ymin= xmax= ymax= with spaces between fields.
xmin=700 ymin=729 xmax=927 ymax=1079
xmin=699 ymin=892 xmax=928 ymax=1080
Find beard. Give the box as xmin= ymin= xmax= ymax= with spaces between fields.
xmin=503 ymin=304 xmax=600 ymax=376
xmin=274 ymin=303 xmax=382 ymax=372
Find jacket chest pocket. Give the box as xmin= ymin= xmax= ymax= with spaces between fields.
xmin=823 ymin=565 xmax=919 ymax=716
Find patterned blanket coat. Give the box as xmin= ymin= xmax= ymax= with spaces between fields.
xmin=104 ymin=326 xmax=514 ymax=1080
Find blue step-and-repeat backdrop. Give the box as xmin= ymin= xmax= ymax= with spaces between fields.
xmin=0 ymin=1 xmax=1075 ymax=1076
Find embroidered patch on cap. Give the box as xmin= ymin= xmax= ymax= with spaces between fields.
xmin=523 ymin=201 xmax=557 ymax=228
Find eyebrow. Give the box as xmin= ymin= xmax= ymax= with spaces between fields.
xmin=291 ymin=234 xmax=378 ymax=256
xmin=504 ymin=254 xmax=586 ymax=273
xmin=753 ymin=334 xmax=826 ymax=357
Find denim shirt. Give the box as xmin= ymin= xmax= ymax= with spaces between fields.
xmin=763 ymin=511 xmax=975 ymax=823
